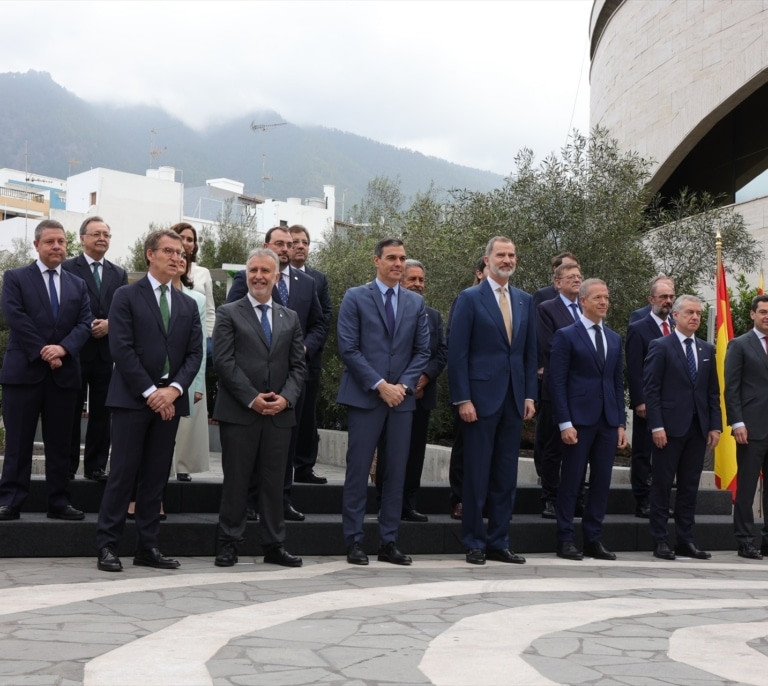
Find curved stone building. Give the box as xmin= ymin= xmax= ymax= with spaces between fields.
xmin=589 ymin=0 xmax=768 ymax=248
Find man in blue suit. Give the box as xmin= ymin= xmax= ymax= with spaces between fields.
xmin=643 ymin=294 xmax=721 ymax=561
xmin=228 ymin=226 xmax=326 ymax=522
xmin=448 ymin=236 xmax=537 ymax=566
xmin=624 ymin=276 xmax=675 ymax=518
xmin=95 ymin=229 xmax=203 ymax=572
xmin=536 ymin=261 xmax=584 ymax=519
xmin=375 ymin=259 xmax=448 ymax=522
xmin=549 ymin=278 xmax=627 ymax=561
xmin=0 ymin=220 xmax=92 ymax=521
xmin=337 ymin=238 xmax=430 ymax=566
xmin=62 ymin=216 xmax=128 ymax=482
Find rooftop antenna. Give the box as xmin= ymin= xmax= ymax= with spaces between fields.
xmin=149 ymin=127 xmax=172 ymax=168
xmin=250 ymin=121 xmax=286 ymax=196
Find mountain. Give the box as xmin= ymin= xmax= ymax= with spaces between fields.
xmin=0 ymin=70 xmax=503 ymax=209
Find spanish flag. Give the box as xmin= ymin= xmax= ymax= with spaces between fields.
xmin=714 ymin=258 xmax=737 ymax=498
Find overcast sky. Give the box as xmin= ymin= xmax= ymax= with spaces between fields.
xmin=2 ymin=0 xmax=593 ymax=176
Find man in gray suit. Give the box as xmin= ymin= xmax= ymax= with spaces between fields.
xmin=337 ymin=238 xmax=430 ymax=566
xmin=213 ymin=248 xmax=306 ymax=568
xmin=725 ymin=294 xmax=768 ymax=560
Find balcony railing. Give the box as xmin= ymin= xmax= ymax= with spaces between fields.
xmin=0 ymin=186 xmax=45 ymax=203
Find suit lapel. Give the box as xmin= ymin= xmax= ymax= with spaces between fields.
xmin=671 ymin=335 xmax=695 ymax=387
xmin=29 ymin=263 xmax=57 ymax=324
xmin=367 ymin=282 xmax=390 ymax=335
xmin=236 ymin=298 xmax=270 ymax=350
xmin=139 ymin=277 xmax=167 ymax=335
xmin=480 ymin=280 xmax=509 ymax=345
xmin=77 ymin=255 xmax=102 ymax=302
xmin=575 ymin=320 xmax=603 ymax=370
xmin=746 ymin=332 xmax=768 ymax=372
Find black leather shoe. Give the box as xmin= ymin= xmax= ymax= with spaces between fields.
xmin=347 ymin=543 xmax=369 ymax=565
xmin=133 ymin=547 xmax=180 ymax=569
xmin=264 ymin=546 xmax=302 ymax=567
xmin=583 ymin=541 xmax=617 ymax=560
xmin=634 ymin=502 xmax=650 ymax=518
xmin=653 ymin=542 xmax=676 ymax=560
xmin=674 ymin=542 xmax=711 ymax=559
xmin=215 ymin=542 xmax=239 ymax=567
xmin=176 ymin=473 xmax=192 ymax=482
xmin=284 ymin=505 xmax=305 ymax=522
xmin=402 ymin=509 xmax=429 ymax=522
xmin=486 ymin=548 xmax=526 ymax=564
xmin=0 ymin=505 xmax=20 ymax=521
xmin=738 ymin=543 xmax=763 ymax=560
xmin=450 ymin=503 xmax=463 ymax=520
xmin=377 ymin=541 xmax=412 ymax=565
xmin=85 ymin=469 xmax=109 ymax=482
xmin=541 ymin=501 xmax=556 ymax=519
xmin=47 ymin=505 xmax=85 ymax=521
xmin=466 ymin=548 xmax=486 ymax=565
xmin=246 ymin=508 xmax=259 ymax=522
xmin=97 ymin=546 xmax=123 ymax=572
xmin=761 ymin=544 xmax=768 ymax=558
xmin=556 ymin=542 xmax=583 ymax=560
xmin=294 ymin=470 xmax=328 ymax=484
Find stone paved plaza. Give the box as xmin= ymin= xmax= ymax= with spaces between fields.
xmin=1 ymin=552 xmax=768 ymax=685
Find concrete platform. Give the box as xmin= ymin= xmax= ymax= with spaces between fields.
xmin=1 ymin=553 xmax=768 ymax=685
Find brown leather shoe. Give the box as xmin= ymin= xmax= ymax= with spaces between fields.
xmin=450 ymin=503 xmax=463 ymax=520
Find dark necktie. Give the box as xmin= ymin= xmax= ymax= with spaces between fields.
xmin=277 ymin=272 xmax=289 ymax=305
xmin=685 ymin=338 xmax=697 ymax=383
xmin=384 ymin=288 xmax=396 ymax=335
xmin=593 ymin=324 xmax=605 ymax=370
xmin=661 ymin=320 xmax=670 ymax=336
xmin=159 ymin=284 xmax=170 ymax=376
xmin=47 ymin=269 xmax=59 ymax=320
xmin=258 ymin=304 xmax=272 ymax=346
xmin=92 ymin=262 xmax=102 ymax=291
xmin=569 ymin=303 xmax=580 ymax=321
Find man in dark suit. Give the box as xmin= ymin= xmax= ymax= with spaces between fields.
xmin=337 ymin=238 xmax=430 ymax=566
xmin=95 ymin=229 xmax=202 ymax=572
xmin=0 ymin=220 xmax=92 ymax=521
xmin=448 ymin=236 xmax=537 ymax=566
xmin=536 ymin=262 xmax=584 ymax=519
xmin=625 ymin=276 xmax=675 ymax=518
xmin=629 ymin=275 xmax=676 ymax=324
xmin=724 ymin=294 xmax=768 ymax=559
xmin=644 ymin=294 xmax=721 ymax=561
xmin=376 ymin=259 xmax=447 ymax=522
xmin=289 ymin=224 xmax=332 ymax=484
xmin=228 ymin=226 xmax=326 ymax=521
xmin=62 ymin=216 xmax=127 ymax=482
xmin=549 ymin=278 xmax=627 ymax=561
xmin=531 ymin=252 xmax=578 ymax=309
xmin=213 ymin=248 xmax=306 ymax=568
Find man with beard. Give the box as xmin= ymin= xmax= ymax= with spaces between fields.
xmin=448 ymin=236 xmax=537 ymax=565
xmin=625 ymin=276 xmax=675 ymax=518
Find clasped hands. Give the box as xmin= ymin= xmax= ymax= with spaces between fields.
xmin=146 ymin=387 xmax=180 ymax=421
xmin=40 ymin=344 xmax=66 ymax=370
xmin=251 ymin=392 xmax=288 ymax=415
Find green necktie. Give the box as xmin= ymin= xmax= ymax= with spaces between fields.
xmin=159 ymin=284 xmax=170 ymax=376
xmin=92 ymin=262 xmax=101 ymax=291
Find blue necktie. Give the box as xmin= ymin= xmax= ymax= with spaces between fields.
xmin=258 ymin=304 xmax=272 ymax=346
xmin=92 ymin=262 xmax=102 ymax=291
xmin=47 ymin=269 xmax=59 ymax=320
xmin=277 ymin=272 xmax=289 ymax=305
xmin=569 ymin=303 xmax=580 ymax=320
xmin=593 ymin=324 xmax=605 ymax=370
xmin=685 ymin=338 xmax=697 ymax=383
xmin=384 ymin=288 xmax=395 ymax=335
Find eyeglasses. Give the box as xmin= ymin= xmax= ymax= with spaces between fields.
xmin=84 ymin=232 xmax=111 ymax=239
xmin=155 ymin=247 xmax=185 ymax=258
xmin=558 ymin=274 xmax=583 ymax=282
